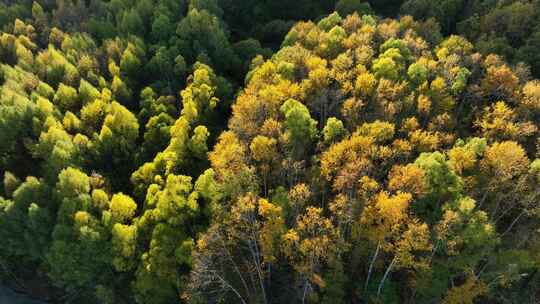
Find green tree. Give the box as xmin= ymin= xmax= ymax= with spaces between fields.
xmin=335 ymin=0 xmax=372 ymax=16
xmin=133 ymin=174 xmax=199 ymax=304
xmin=176 ymin=8 xmax=238 ymax=73
xmin=280 ymin=99 xmax=318 ymax=157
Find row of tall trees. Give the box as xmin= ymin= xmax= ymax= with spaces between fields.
xmin=0 ymin=3 xmax=231 ymax=301
xmin=3 ymin=0 xmax=539 ymax=78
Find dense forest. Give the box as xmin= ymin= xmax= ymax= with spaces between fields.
xmin=1 ymin=0 xmax=540 ymax=303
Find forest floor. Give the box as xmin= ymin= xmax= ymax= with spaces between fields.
xmin=0 ymin=284 xmax=46 ymax=304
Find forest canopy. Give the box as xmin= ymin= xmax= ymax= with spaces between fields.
xmin=1 ymin=1 xmax=540 ymax=304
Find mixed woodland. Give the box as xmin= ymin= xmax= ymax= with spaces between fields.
xmin=1 ymin=0 xmax=540 ymax=303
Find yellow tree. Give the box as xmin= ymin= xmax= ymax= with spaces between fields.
xmin=359 ymin=191 xmax=413 ymax=292
xmin=479 ymin=141 xmax=530 ymax=219
xmin=189 ymin=194 xmax=285 ymax=304
xmin=388 ymin=164 xmax=426 ymax=197
xmin=250 ymin=135 xmax=278 ymax=195
xmin=282 ymin=207 xmax=342 ymax=303
xmin=321 ymin=133 xmax=374 ymax=197
xmin=475 ymin=101 xmax=536 ymax=143
xmin=442 ymin=275 xmax=487 ymax=304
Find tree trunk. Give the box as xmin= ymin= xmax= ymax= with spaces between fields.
xmin=219 ymin=233 xmax=251 ymax=298
xmin=216 ymin=273 xmax=248 ymax=304
xmin=302 ymin=279 xmax=309 ymax=304
xmin=377 ymin=257 xmax=396 ymax=297
xmin=364 ymin=241 xmax=380 ymax=291
xmin=501 ymin=210 xmax=526 ymax=237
